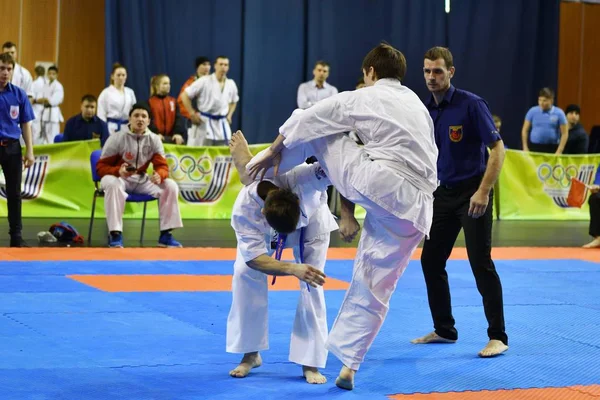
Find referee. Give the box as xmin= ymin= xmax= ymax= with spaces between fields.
xmin=411 ymin=47 xmax=508 ymax=357
xmin=0 ymin=52 xmax=35 ymax=247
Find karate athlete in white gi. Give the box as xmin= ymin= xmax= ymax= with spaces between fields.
xmin=35 ymin=66 xmax=63 ymax=144
xmin=96 ymin=103 xmax=183 ymax=248
xmin=97 ymin=64 xmax=137 ymax=136
xmin=29 ymin=67 xmax=46 ymax=142
xmin=180 ymin=56 xmax=239 ymax=146
xmin=247 ymin=43 xmax=439 ymax=390
xmin=2 ymin=42 xmax=32 ymax=97
xmin=226 ymin=131 xmax=355 ymax=384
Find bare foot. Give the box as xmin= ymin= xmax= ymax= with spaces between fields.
xmin=229 ymin=130 xmax=254 ymax=185
xmin=229 ymin=352 xmax=262 ymax=378
xmin=411 ymin=331 xmax=457 ymax=344
xmin=302 ymin=366 xmax=327 ymax=384
xmin=335 ymin=365 xmax=355 ymax=390
xmin=478 ymin=340 xmax=508 ymax=357
xmin=583 ymin=237 xmax=600 ymax=248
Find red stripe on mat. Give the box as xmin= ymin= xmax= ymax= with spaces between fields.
xmin=388 ymin=384 xmax=600 ymax=399
xmin=0 ymin=247 xmax=598 ymax=261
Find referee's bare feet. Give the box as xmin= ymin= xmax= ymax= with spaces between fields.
xmin=411 ymin=331 xmax=457 ymax=344
xmin=302 ymin=366 xmax=327 ymax=384
xmin=229 ymin=352 xmax=262 ymax=378
xmin=335 ymin=365 xmax=355 ymax=390
xmin=229 ymin=130 xmax=254 ymax=185
xmin=583 ymin=237 xmax=600 ymax=248
xmin=478 ymin=340 xmax=508 ymax=357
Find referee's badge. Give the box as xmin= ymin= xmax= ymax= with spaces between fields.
xmin=449 ymin=125 xmax=463 ymax=142
xmin=10 ymin=105 xmax=19 ymax=120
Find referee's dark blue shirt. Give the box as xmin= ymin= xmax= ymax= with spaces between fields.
xmin=426 ymin=85 xmax=502 ymax=186
xmin=0 ymin=83 xmax=35 ymax=140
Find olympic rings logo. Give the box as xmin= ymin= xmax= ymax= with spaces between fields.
xmin=167 ymin=154 xmax=213 ymax=182
xmin=537 ymin=163 xmax=579 ymax=188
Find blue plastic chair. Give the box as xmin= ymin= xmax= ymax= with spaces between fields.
xmin=54 ymin=133 xmax=64 ymax=143
xmin=88 ymin=149 xmax=157 ymax=246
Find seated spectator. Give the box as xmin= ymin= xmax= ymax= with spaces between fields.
xmin=564 ymin=104 xmax=588 ymax=155
xmin=148 ymin=74 xmax=186 ymax=145
xmin=63 ymin=94 xmax=109 ymax=146
xmin=521 ymin=88 xmax=568 ymax=154
xmin=492 ymin=114 xmax=502 ymax=133
xmin=584 ymin=185 xmax=600 ymax=248
xmin=96 ymin=103 xmax=183 ymax=248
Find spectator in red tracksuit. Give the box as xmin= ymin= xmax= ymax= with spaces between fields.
xmin=148 ymin=74 xmax=187 ymax=145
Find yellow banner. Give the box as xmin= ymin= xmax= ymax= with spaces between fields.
xmin=498 ymin=149 xmax=599 ymax=220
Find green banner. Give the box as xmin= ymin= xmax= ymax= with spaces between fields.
xmin=498 ymin=149 xmax=599 ymax=220
xmin=0 ymin=140 xmax=268 ymax=219
xmin=2 ymin=143 xmax=596 ymax=221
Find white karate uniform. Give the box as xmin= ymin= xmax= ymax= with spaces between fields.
xmin=30 ymin=76 xmax=46 ymax=143
xmin=99 ymin=127 xmax=183 ymax=233
xmin=226 ymin=163 xmax=337 ymax=368
xmin=38 ymin=79 xmax=64 ymax=145
xmin=11 ymin=63 xmax=33 ymax=96
xmin=247 ymin=78 xmax=439 ymax=371
xmin=184 ymin=73 xmax=239 ymax=145
xmin=97 ymin=85 xmax=137 ymax=136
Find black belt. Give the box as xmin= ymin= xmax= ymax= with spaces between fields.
xmin=0 ymin=138 xmax=18 ymax=147
xmin=439 ymin=175 xmax=483 ymax=190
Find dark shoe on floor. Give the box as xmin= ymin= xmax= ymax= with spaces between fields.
xmin=10 ymin=238 xmax=30 ymax=248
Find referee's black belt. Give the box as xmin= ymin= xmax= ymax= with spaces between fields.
xmin=0 ymin=138 xmax=19 ymax=147
xmin=439 ymin=175 xmax=483 ymax=190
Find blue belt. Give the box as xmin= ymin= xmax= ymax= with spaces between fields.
xmin=106 ymin=118 xmax=128 ymax=132
xmin=200 ymin=112 xmax=230 ymax=145
xmin=200 ymin=112 xmax=227 ymax=120
xmin=272 ymin=228 xmax=310 ymax=291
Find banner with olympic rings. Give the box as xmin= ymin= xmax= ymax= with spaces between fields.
xmin=0 ymin=140 xmax=269 ymax=220
xmin=2 ymin=142 xmax=596 ymax=221
xmin=498 ymin=149 xmax=600 ymax=220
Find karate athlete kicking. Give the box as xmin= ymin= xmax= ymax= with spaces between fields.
xmin=246 ymin=43 xmax=439 ymax=390
xmin=226 ymin=131 xmax=360 ymax=384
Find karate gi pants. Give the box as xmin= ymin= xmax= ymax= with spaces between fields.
xmin=226 ymin=233 xmax=329 ymax=368
xmin=253 ymin=135 xmax=426 ymax=370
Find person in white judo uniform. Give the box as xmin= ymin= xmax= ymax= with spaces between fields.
xmin=34 ymin=65 xmax=63 ymax=144
xmin=226 ymin=131 xmax=359 ymax=384
xmin=97 ymin=63 xmax=137 ymax=136
xmin=29 ymin=65 xmax=46 ymax=142
xmin=96 ymin=103 xmax=183 ymax=249
xmin=180 ymin=56 xmax=239 ymax=146
xmin=246 ymin=43 xmax=439 ymax=390
xmin=2 ymin=42 xmax=32 ymax=97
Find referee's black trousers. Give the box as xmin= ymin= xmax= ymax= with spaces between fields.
xmin=420 ymin=176 xmax=508 ymax=345
xmin=0 ymin=140 xmax=23 ymax=241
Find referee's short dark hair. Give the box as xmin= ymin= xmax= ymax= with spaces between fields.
xmin=424 ymin=46 xmax=454 ymax=69
xmin=362 ymin=42 xmax=407 ymax=81
xmin=264 ymin=188 xmax=301 ymax=234
xmin=0 ymin=52 xmax=15 ymax=67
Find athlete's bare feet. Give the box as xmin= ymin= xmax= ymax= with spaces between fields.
xmin=478 ymin=340 xmax=508 ymax=357
xmin=302 ymin=366 xmax=327 ymax=384
xmin=410 ymin=331 xmax=457 ymax=344
xmin=229 ymin=352 xmax=262 ymax=378
xmin=583 ymin=237 xmax=600 ymax=248
xmin=229 ymin=130 xmax=254 ymax=185
xmin=335 ymin=365 xmax=355 ymax=390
